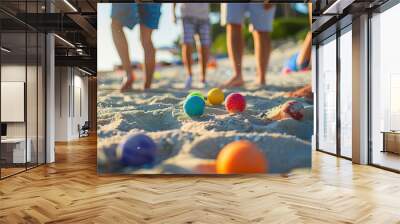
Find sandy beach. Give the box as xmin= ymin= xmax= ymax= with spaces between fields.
xmin=97 ymin=41 xmax=313 ymax=174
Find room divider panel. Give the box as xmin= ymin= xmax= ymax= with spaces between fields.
xmin=0 ymin=0 xmax=47 ymax=179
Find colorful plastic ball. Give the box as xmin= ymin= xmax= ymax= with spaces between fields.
xmin=154 ymin=71 xmax=162 ymax=80
xmin=207 ymin=88 xmax=224 ymax=105
xmin=207 ymin=58 xmax=217 ymax=69
xmin=184 ymin=95 xmax=205 ymax=117
xmin=117 ymin=133 xmax=157 ymax=167
xmin=225 ymin=93 xmax=246 ymax=113
xmin=187 ymin=91 xmax=205 ymax=101
xmin=282 ymin=100 xmax=305 ymax=120
xmin=216 ymin=140 xmax=267 ymax=174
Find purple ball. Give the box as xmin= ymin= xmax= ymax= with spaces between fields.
xmin=118 ymin=134 xmax=157 ymax=167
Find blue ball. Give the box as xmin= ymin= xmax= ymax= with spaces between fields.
xmin=118 ymin=134 xmax=157 ymax=167
xmin=183 ymin=95 xmax=205 ymax=117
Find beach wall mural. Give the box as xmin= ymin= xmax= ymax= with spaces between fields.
xmin=97 ymin=3 xmax=313 ymax=174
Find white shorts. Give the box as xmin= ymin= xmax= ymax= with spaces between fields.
xmin=224 ymin=3 xmax=276 ymax=32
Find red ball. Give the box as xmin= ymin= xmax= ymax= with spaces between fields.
xmin=225 ymin=93 xmax=246 ymax=113
xmin=282 ymin=100 xmax=304 ymax=121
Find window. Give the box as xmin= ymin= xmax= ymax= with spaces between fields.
xmin=339 ymin=27 xmax=352 ymax=158
xmin=370 ymin=3 xmax=400 ymax=171
xmin=317 ymin=35 xmax=337 ymax=154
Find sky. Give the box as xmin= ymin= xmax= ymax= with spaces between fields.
xmin=97 ymin=3 xmax=182 ymax=71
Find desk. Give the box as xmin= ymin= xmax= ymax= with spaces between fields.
xmin=1 ymin=138 xmax=31 ymax=163
xmin=382 ymin=131 xmax=400 ymax=154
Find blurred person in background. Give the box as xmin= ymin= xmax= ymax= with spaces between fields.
xmin=173 ymin=3 xmax=211 ymax=89
xmin=284 ymin=3 xmax=313 ymax=100
xmin=282 ymin=3 xmax=312 ymax=75
xmin=111 ymin=3 xmax=161 ymax=91
xmin=220 ymin=3 xmax=276 ymax=88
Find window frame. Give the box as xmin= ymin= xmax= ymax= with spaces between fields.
xmin=314 ymin=16 xmax=353 ymax=160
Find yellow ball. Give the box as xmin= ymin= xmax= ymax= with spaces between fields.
xmin=154 ymin=71 xmax=161 ymax=80
xmin=207 ymin=88 xmax=224 ymax=105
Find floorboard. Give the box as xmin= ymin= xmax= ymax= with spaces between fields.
xmin=0 ymin=135 xmax=399 ymax=223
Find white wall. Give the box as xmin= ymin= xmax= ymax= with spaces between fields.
xmin=1 ymin=65 xmax=27 ymax=138
xmin=76 ymin=72 xmax=89 ymax=139
xmin=1 ymin=65 xmax=26 ymax=81
xmin=54 ymin=67 xmax=89 ymax=141
xmin=55 ymin=66 xmax=69 ymax=141
xmin=1 ymin=82 xmax=25 ymax=122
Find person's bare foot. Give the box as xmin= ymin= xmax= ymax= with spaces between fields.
xmin=264 ymin=100 xmax=305 ymax=121
xmin=143 ymin=85 xmax=151 ymax=91
xmin=143 ymin=81 xmax=152 ymax=90
xmin=257 ymin=78 xmax=266 ymax=86
xmin=280 ymin=173 xmax=290 ymax=178
xmin=220 ymin=76 xmax=244 ymax=89
xmin=120 ymin=72 xmax=135 ymax=92
xmin=285 ymin=84 xmax=312 ymax=99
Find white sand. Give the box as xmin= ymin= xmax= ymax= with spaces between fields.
xmin=97 ymin=41 xmax=313 ymax=174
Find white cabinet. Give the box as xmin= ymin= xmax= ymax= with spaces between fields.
xmin=1 ymin=138 xmax=32 ymax=163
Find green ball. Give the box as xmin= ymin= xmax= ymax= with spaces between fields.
xmin=187 ymin=91 xmax=205 ymax=101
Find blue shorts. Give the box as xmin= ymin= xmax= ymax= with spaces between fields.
xmin=111 ymin=3 xmax=161 ymax=30
xmin=226 ymin=3 xmax=276 ymax=32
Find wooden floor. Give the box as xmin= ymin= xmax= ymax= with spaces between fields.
xmin=1 ymin=163 xmax=45 ymax=178
xmin=1 ymin=167 xmax=26 ymax=178
xmin=373 ymin=150 xmax=400 ymax=171
xmin=0 ymin=136 xmax=400 ymax=223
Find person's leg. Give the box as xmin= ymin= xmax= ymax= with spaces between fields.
xmin=283 ymin=3 xmax=311 ymax=74
xmin=285 ymin=84 xmax=312 ymax=99
xmin=249 ymin=4 xmax=276 ymax=86
xmin=296 ymin=3 xmax=312 ymax=68
xmin=111 ymin=19 xmax=135 ymax=91
xmin=221 ymin=3 xmax=246 ymax=88
xmin=139 ymin=24 xmax=156 ymax=89
xmin=296 ymin=32 xmax=312 ymax=68
xmin=111 ymin=4 xmax=138 ymax=91
xmin=182 ymin=44 xmax=193 ymax=78
xmin=252 ymin=31 xmax=271 ymax=86
xmin=221 ymin=23 xmax=245 ymax=88
xmin=111 ymin=19 xmax=132 ymax=75
xmin=182 ymin=18 xmax=195 ymax=89
xmin=197 ymin=20 xmax=211 ymax=84
xmin=198 ymin=45 xmax=209 ymax=83
xmin=138 ymin=3 xmax=161 ymax=90
xmin=285 ymin=4 xmax=313 ymax=97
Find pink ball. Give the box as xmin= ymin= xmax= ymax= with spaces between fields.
xmin=225 ymin=93 xmax=246 ymax=113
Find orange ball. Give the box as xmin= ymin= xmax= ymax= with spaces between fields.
xmin=216 ymin=140 xmax=268 ymax=174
